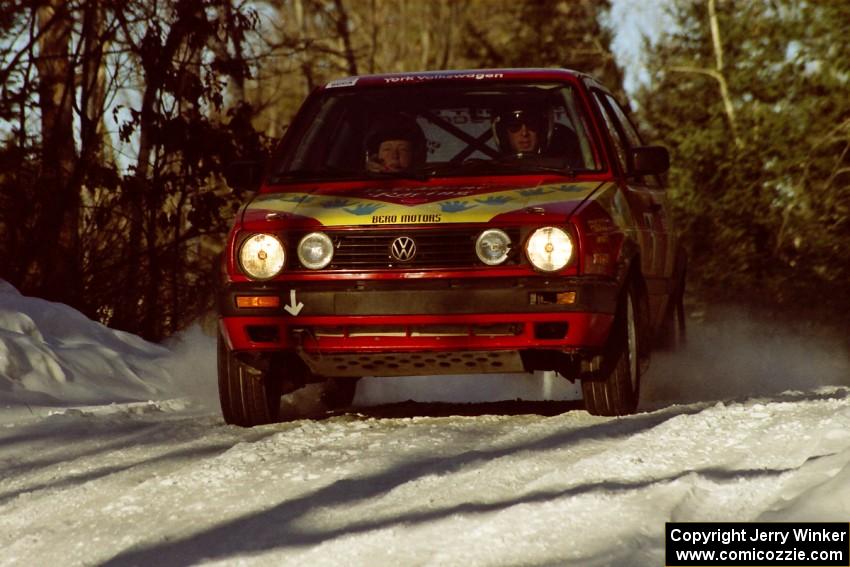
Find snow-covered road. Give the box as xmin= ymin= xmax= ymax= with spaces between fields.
xmin=3 ymin=281 xmax=850 ymax=566
xmin=5 ymin=389 xmax=850 ymax=566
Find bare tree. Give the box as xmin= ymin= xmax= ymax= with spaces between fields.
xmin=31 ymin=0 xmax=79 ymax=303
xmin=668 ymin=0 xmax=742 ymax=148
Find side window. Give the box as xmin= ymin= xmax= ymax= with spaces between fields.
xmin=593 ymin=91 xmax=628 ymax=174
xmin=605 ymin=94 xmax=642 ymax=148
xmin=558 ymin=87 xmax=601 ymax=170
xmin=605 ymin=94 xmax=662 ymax=188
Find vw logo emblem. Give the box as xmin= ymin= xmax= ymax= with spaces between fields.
xmin=390 ymin=236 xmax=417 ymax=262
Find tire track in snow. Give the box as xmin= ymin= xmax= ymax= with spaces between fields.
xmin=4 ymin=389 xmax=850 ymax=566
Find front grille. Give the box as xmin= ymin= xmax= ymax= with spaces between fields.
xmin=295 ymin=227 xmax=521 ymax=270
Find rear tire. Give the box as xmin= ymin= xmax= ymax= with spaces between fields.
xmin=658 ymin=281 xmax=688 ymax=352
xmin=658 ymin=291 xmax=687 ymax=351
xmin=218 ymin=332 xmax=281 ymax=427
xmin=658 ymin=254 xmax=687 ymax=351
xmin=583 ymin=283 xmax=641 ymax=416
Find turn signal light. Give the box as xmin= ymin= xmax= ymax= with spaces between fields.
xmin=236 ymin=295 xmax=280 ymax=308
xmin=556 ymin=291 xmax=577 ymax=305
xmin=529 ymin=291 xmax=577 ymax=305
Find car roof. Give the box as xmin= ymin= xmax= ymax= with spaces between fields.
xmin=322 ymin=68 xmax=591 ymax=90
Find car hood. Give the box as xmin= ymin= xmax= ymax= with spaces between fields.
xmin=242 ymin=180 xmax=604 ymax=228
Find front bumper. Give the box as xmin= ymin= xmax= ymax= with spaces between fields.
xmin=219 ymin=277 xmax=618 ymax=354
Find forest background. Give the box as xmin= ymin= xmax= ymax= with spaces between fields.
xmin=0 ymin=0 xmax=847 ymax=342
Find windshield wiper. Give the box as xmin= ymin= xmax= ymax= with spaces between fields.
xmin=267 ymin=160 xmax=582 ymax=184
xmin=268 ymin=167 xmax=431 ymax=184
xmin=510 ymin=164 xmax=579 ymax=176
xmin=364 ymin=168 xmax=431 ymax=182
xmin=266 ymin=169 xmax=349 ymax=184
xmin=269 ymin=169 xmax=329 ymax=184
xmin=486 ymin=158 xmax=579 ymax=177
xmin=420 ymin=159 xmax=580 ymax=178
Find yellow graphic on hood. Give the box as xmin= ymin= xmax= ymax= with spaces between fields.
xmin=249 ymin=182 xmax=605 ymax=226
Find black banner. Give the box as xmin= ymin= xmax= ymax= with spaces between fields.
xmin=666 ymin=522 xmax=849 ymax=566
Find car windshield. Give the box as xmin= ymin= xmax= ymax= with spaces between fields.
xmin=269 ymin=82 xmax=602 ymax=183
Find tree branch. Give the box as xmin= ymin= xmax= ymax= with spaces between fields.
xmin=707 ymin=0 xmax=741 ymax=148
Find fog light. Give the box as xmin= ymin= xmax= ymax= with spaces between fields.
xmin=298 ymin=232 xmax=334 ymax=270
xmin=475 ymin=229 xmax=511 ymax=265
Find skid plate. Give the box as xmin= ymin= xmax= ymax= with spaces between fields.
xmin=298 ymin=350 xmax=524 ymax=377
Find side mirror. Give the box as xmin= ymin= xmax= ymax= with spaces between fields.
xmin=630 ymin=146 xmax=669 ymax=175
xmin=225 ymin=160 xmax=265 ymax=192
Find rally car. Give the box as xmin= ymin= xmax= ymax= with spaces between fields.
xmin=218 ymin=68 xmax=686 ymax=426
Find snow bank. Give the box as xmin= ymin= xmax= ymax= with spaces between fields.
xmin=0 ymin=280 xmax=174 ymax=407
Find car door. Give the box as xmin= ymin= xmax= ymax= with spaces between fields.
xmin=593 ymin=91 xmax=673 ymax=329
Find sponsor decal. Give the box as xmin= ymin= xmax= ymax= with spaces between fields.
xmin=325 ymin=77 xmax=358 ymax=89
xmin=586 ymin=218 xmax=613 ymax=233
xmin=372 ymin=214 xmax=442 ymax=225
xmin=362 ymin=186 xmax=483 ymax=201
xmin=284 ymin=289 xmax=303 ymax=316
xmin=383 ymin=72 xmax=504 ymax=84
xmin=249 ymin=182 xmax=606 ymax=226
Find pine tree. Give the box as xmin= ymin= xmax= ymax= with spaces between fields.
xmin=638 ymin=0 xmax=850 ymax=316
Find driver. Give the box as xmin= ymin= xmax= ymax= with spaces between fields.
xmin=492 ymin=107 xmax=552 ymax=158
xmin=365 ymin=115 xmax=427 ymax=173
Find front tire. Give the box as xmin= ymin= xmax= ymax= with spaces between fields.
xmin=218 ymin=332 xmax=281 ymax=426
xmin=583 ymin=283 xmax=641 ymax=416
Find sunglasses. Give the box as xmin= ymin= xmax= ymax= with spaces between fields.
xmin=505 ymin=121 xmax=539 ymax=134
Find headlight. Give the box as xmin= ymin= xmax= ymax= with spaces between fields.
xmin=239 ymin=233 xmax=285 ymax=280
xmin=475 ymin=229 xmax=511 ymax=265
xmin=297 ymin=232 xmax=334 ymax=270
xmin=525 ymin=226 xmax=573 ymax=272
